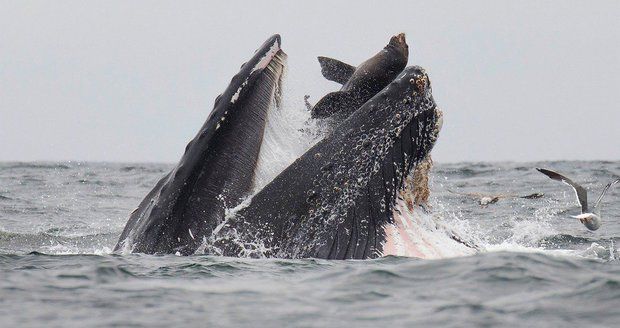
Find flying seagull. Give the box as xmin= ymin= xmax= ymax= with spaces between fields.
xmin=536 ymin=168 xmax=620 ymax=231
xmin=447 ymin=188 xmax=543 ymax=207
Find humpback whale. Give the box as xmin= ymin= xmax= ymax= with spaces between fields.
xmin=116 ymin=35 xmax=476 ymax=258
xmin=114 ymin=35 xmax=286 ymax=254
xmin=308 ymin=33 xmax=409 ymax=122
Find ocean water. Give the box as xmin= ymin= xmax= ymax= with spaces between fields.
xmin=1 ymin=161 xmax=619 ymax=327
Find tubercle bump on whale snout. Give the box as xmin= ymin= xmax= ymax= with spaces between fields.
xmin=379 ymin=66 xmax=431 ymax=101
xmin=389 ymin=66 xmax=429 ymax=88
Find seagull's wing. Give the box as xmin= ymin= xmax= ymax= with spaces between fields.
xmin=496 ymin=192 xmax=544 ymax=200
xmin=519 ymin=192 xmax=544 ymax=199
xmin=593 ymin=178 xmax=620 ymax=213
xmin=536 ymin=168 xmax=588 ymax=213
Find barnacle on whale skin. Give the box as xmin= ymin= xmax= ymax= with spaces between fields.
xmin=408 ymin=107 xmax=443 ymax=208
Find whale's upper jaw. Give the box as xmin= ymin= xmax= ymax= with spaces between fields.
xmin=316 ymin=66 xmax=442 ymax=259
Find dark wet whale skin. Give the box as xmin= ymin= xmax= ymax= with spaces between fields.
xmin=114 ymin=35 xmax=286 ymax=254
xmin=214 ymin=66 xmax=439 ymax=259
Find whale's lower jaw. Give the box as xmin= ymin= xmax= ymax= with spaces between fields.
xmin=380 ymin=157 xmax=478 ymax=259
xmin=114 ymin=35 xmax=287 ymax=255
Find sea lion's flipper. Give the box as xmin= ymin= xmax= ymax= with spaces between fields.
xmin=318 ymin=56 xmax=356 ymax=85
xmin=311 ymin=91 xmax=357 ymax=119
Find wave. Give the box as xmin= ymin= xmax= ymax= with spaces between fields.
xmin=1 ymin=162 xmax=72 ymax=170
xmin=0 ymin=229 xmax=118 ymax=255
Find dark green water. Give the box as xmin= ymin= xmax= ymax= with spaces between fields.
xmin=1 ymin=162 xmax=619 ymax=327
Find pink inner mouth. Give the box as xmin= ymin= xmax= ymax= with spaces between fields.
xmin=382 ymin=213 xmax=428 ymax=258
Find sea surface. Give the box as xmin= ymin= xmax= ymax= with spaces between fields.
xmin=1 ymin=161 xmax=619 ymax=327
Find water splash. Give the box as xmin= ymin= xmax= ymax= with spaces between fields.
xmin=251 ymin=74 xmax=320 ymax=193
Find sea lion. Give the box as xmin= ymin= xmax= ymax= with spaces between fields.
xmin=307 ymin=33 xmax=409 ymax=122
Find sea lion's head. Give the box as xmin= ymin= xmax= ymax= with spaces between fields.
xmin=387 ymin=33 xmax=409 ymax=59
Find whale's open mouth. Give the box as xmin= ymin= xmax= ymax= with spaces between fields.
xmin=116 ymin=35 xmax=472 ymax=259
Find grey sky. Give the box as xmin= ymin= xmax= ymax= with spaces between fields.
xmin=1 ymin=1 xmax=619 ymax=163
